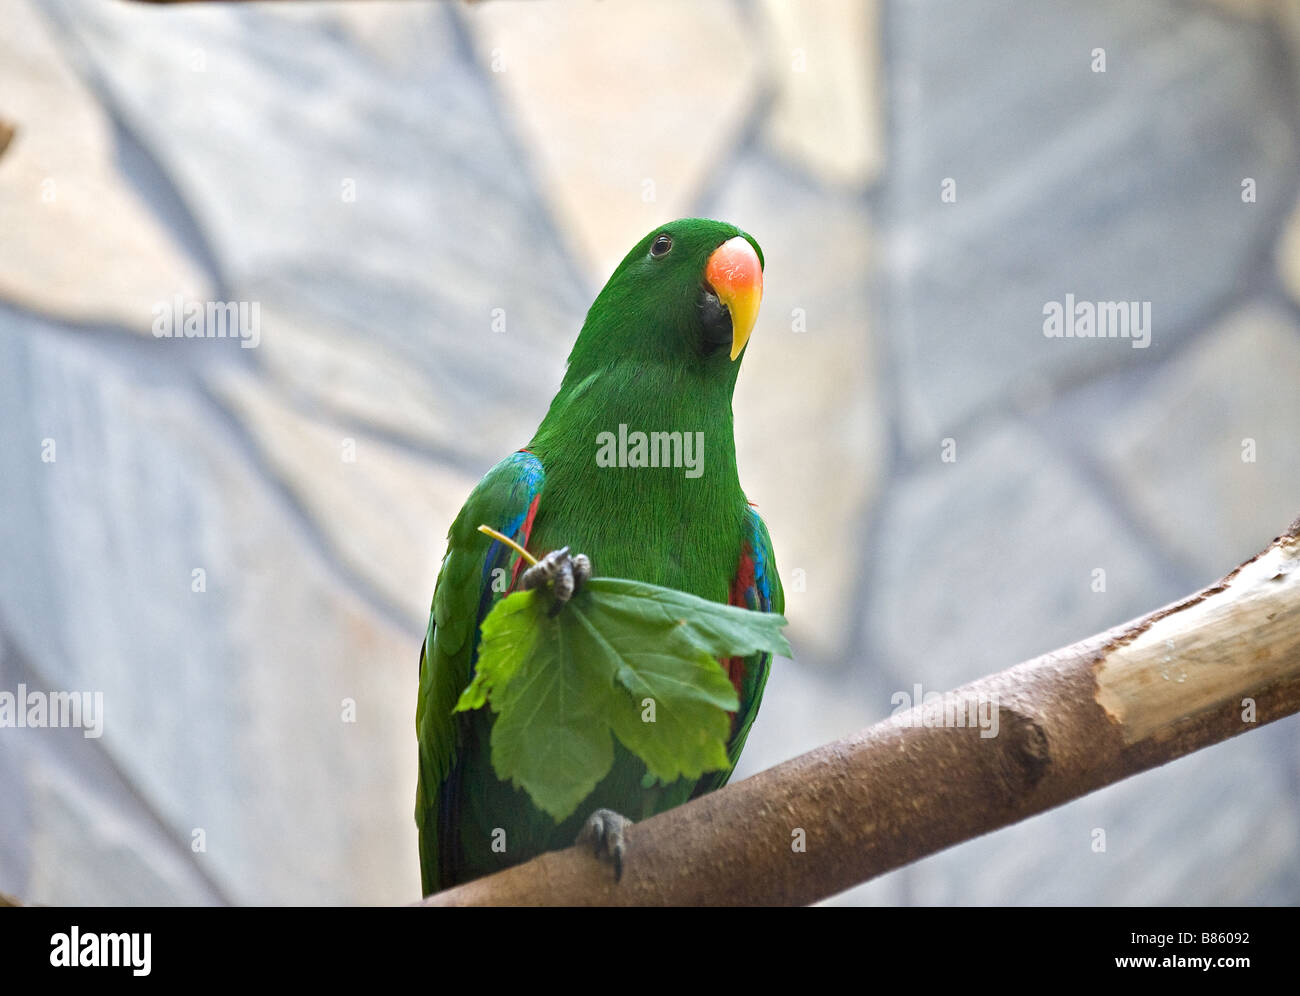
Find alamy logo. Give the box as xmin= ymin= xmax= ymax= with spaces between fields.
xmin=50 ymin=927 xmax=151 ymax=976
xmin=152 ymin=295 xmax=261 ymax=348
xmin=1042 ymin=294 xmax=1151 ymax=349
xmin=0 ymin=684 xmax=103 ymax=738
xmin=891 ymin=684 xmax=1000 ymax=738
xmin=595 ymin=424 xmax=705 ymax=479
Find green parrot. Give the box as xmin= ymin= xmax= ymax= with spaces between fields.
xmin=415 ymin=218 xmax=783 ymax=895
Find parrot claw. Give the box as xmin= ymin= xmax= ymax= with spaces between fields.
xmin=576 ymin=808 xmax=631 ymax=882
xmin=520 ymin=546 xmax=592 ymax=616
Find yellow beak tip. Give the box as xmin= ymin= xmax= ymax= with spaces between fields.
xmin=706 ymin=236 xmax=763 ymax=363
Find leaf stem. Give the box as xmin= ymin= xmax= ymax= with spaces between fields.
xmin=477 ymin=524 xmax=538 ymax=566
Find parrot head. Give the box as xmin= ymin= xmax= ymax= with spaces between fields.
xmin=567 ymin=219 xmax=765 ymax=377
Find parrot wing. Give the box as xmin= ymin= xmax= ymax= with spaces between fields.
xmin=415 ymin=448 xmax=544 ymax=896
xmin=693 ymin=504 xmax=784 ymax=797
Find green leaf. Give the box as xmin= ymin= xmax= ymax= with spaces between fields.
xmin=453 ymin=590 xmax=540 ymax=711
xmin=456 ymin=577 xmax=790 ymax=823
xmin=584 ymin=578 xmax=792 ymax=661
xmin=455 ymin=589 xmax=620 ymax=821
xmin=486 ymin=600 xmax=622 ymax=823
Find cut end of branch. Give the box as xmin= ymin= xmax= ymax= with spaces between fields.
xmin=1094 ymin=517 xmax=1300 ymax=743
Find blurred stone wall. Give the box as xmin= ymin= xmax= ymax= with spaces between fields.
xmin=0 ymin=0 xmax=1295 ymax=905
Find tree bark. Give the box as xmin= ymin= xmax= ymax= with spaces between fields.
xmin=424 ymin=514 xmax=1300 ymax=906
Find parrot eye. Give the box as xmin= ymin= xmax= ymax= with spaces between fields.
xmin=650 ymin=234 xmax=673 ymax=258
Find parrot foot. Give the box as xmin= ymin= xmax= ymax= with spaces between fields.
xmin=520 ymin=546 xmax=591 ymax=616
xmin=576 ymin=808 xmax=631 ymax=882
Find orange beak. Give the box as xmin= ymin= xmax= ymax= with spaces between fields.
xmin=705 ymin=236 xmax=764 ymax=361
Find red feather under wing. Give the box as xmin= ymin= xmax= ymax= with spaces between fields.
xmin=723 ymin=545 xmax=757 ymax=705
xmin=506 ymin=491 xmax=542 ymax=591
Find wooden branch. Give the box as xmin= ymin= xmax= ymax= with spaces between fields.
xmin=425 ymin=514 xmax=1300 ymax=906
